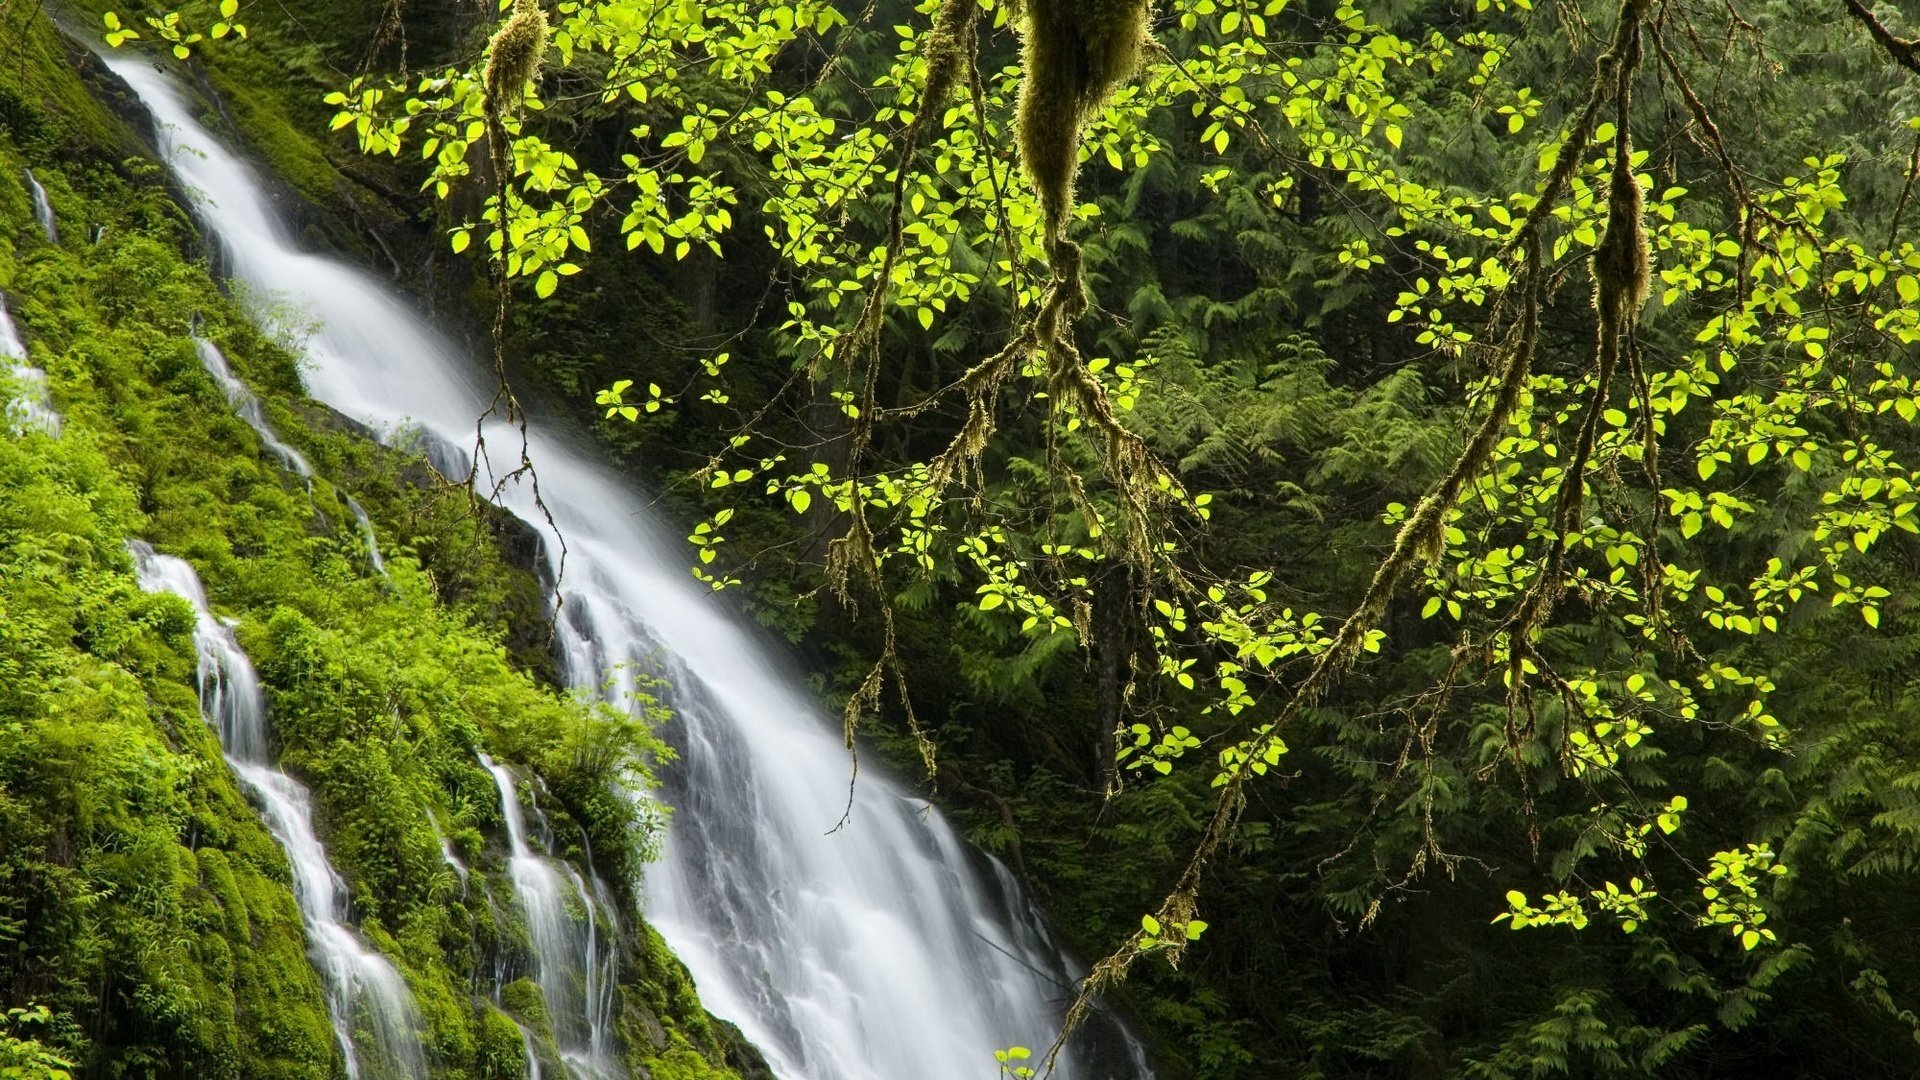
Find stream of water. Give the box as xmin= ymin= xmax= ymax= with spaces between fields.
xmin=193 ymin=334 xmax=385 ymax=571
xmin=99 ymin=48 xmax=1150 ymax=1080
xmin=482 ymin=754 xmax=623 ymax=1077
xmin=24 ymin=168 xmax=57 ymax=243
xmin=1 ymin=293 xmax=61 ymax=436
xmin=128 ymin=542 xmax=427 ymax=1079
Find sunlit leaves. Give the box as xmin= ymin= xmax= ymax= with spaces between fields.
xmin=101 ymin=11 xmax=140 ymax=48
xmin=103 ymin=1 xmax=248 ymax=56
xmin=308 ymin=0 xmax=1920 ymax=962
xmin=1699 ymin=845 xmax=1786 ymax=950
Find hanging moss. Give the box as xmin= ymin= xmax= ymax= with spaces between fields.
xmin=1591 ymin=149 xmax=1650 ymax=324
xmin=483 ymin=0 xmax=550 ymax=119
xmin=917 ymin=0 xmax=977 ymax=122
xmin=1016 ymin=0 xmax=1154 ymax=242
xmin=1590 ymin=0 xmax=1653 ymax=328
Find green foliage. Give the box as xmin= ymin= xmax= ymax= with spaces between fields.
xmin=79 ymin=0 xmax=1920 ymax=1073
xmin=0 ymin=30 xmax=747 ymax=1079
xmin=0 ymin=7 xmax=130 ymax=158
xmin=0 ymin=1006 xmax=76 ymax=1080
xmin=0 ymin=268 xmax=340 ymax=1077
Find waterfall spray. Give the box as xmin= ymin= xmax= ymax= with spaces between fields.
xmin=1 ymin=296 xmax=61 ymax=436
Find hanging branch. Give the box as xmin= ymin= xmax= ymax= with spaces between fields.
xmin=1504 ymin=0 xmax=1654 ymax=686
xmin=475 ymin=0 xmax=571 ymax=618
xmin=817 ymin=0 xmax=986 ymax=805
xmin=821 ymin=0 xmax=980 ymax=570
xmin=1036 ymin=0 xmax=1662 ymax=1069
xmin=1842 ymin=0 xmax=1920 ymax=74
xmin=825 ymin=0 xmax=1200 ymax=797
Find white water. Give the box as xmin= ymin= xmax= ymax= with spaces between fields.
xmin=193 ymin=334 xmax=386 ymax=572
xmin=345 ymin=494 xmax=388 ymax=573
xmin=1 ymin=295 xmax=61 ymax=436
xmin=482 ymin=755 xmax=621 ymax=1078
xmin=24 ymin=169 xmax=57 ymax=243
xmin=519 ymin=1024 xmax=547 ymax=1080
xmin=425 ymin=809 xmax=470 ymax=895
xmin=195 ymin=335 xmax=314 ymax=477
xmin=128 ymin=542 xmax=427 ymax=1080
xmin=102 ymin=50 xmax=1149 ymax=1080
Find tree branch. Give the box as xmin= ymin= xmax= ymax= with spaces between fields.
xmin=1843 ymin=0 xmax=1920 ymax=74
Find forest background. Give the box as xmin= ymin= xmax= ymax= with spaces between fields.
xmin=17 ymin=0 xmax=1920 ymax=1075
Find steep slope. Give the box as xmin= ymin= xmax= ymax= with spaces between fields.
xmin=0 ymin=8 xmax=759 ymax=1078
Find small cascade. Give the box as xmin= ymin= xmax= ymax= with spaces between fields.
xmin=129 ymin=542 xmax=427 ymax=1080
xmin=480 ymin=754 xmax=622 ymax=1079
xmin=518 ymin=1022 xmax=547 ymax=1080
xmin=193 ymin=336 xmax=387 ymax=574
xmin=425 ymin=809 xmax=469 ymax=894
xmin=417 ymin=429 xmax=472 ymax=483
xmin=345 ymin=494 xmax=388 ymax=575
xmin=24 ymin=169 xmax=56 ymax=243
xmin=193 ymin=336 xmax=313 ymax=478
xmin=1 ymin=296 xmax=61 ymax=436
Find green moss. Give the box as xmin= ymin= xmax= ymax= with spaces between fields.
xmin=633 ymin=923 xmax=714 ymax=1045
xmin=0 ymin=5 xmax=131 ymax=161
xmin=647 ymin=1035 xmax=740 ymax=1080
xmin=1017 ymin=0 xmax=1151 ymax=240
xmin=193 ymin=847 xmax=252 ymax=941
xmin=483 ymin=0 xmax=550 ymax=117
xmin=473 ymin=1004 xmax=533 ymax=1080
xmin=0 ymin=13 xmax=755 ymax=1077
xmin=0 ymin=409 xmax=341 ymax=1076
xmin=499 ymin=978 xmax=549 ymax=1031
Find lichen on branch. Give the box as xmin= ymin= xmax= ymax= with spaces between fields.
xmin=1015 ymin=0 xmax=1154 ymax=248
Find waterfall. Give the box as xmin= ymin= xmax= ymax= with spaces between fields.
xmin=481 ymin=755 xmax=621 ymax=1078
xmin=194 ymin=335 xmax=314 ymax=477
xmin=24 ymin=168 xmax=57 ymax=243
xmin=425 ymin=809 xmax=470 ymax=895
xmin=345 ymin=494 xmax=388 ymax=574
xmin=100 ymin=50 xmax=1151 ymax=1080
xmin=193 ymin=334 xmax=386 ymax=572
xmin=1 ymin=295 xmax=61 ymax=436
xmin=519 ymin=1024 xmax=547 ymax=1080
xmin=128 ymin=542 xmax=428 ymax=1080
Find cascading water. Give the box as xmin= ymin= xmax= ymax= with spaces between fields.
xmin=425 ymin=809 xmax=470 ymax=895
xmin=481 ymin=755 xmax=621 ymax=1078
xmin=519 ymin=1026 xmax=547 ymax=1080
xmin=345 ymin=494 xmax=388 ymax=574
xmin=1 ymin=295 xmax=61 ymax=436
xmin=100 ymin=50 xmax=1152 ymax=1079
xmin=128 ymin=542 xmax=427 ymax=1080
xmin=195 ymin=335 xmax=315 ymax=478
xmin=24 ymin=168 xmax=57 ymax=243
xmin=193 ymin=334 xmax=386 ymax=572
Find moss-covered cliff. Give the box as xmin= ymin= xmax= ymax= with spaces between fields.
xmin=0 ymin=7 xmax=761 ymax=1077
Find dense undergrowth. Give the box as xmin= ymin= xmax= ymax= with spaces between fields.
xmin=0 ymin=8 xmax=755 ymax=1078
xmin=149 ymin=0 xmax=1920 ymax=1076
xmin=39 ymin=0 xmax=1920 ymax=1075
